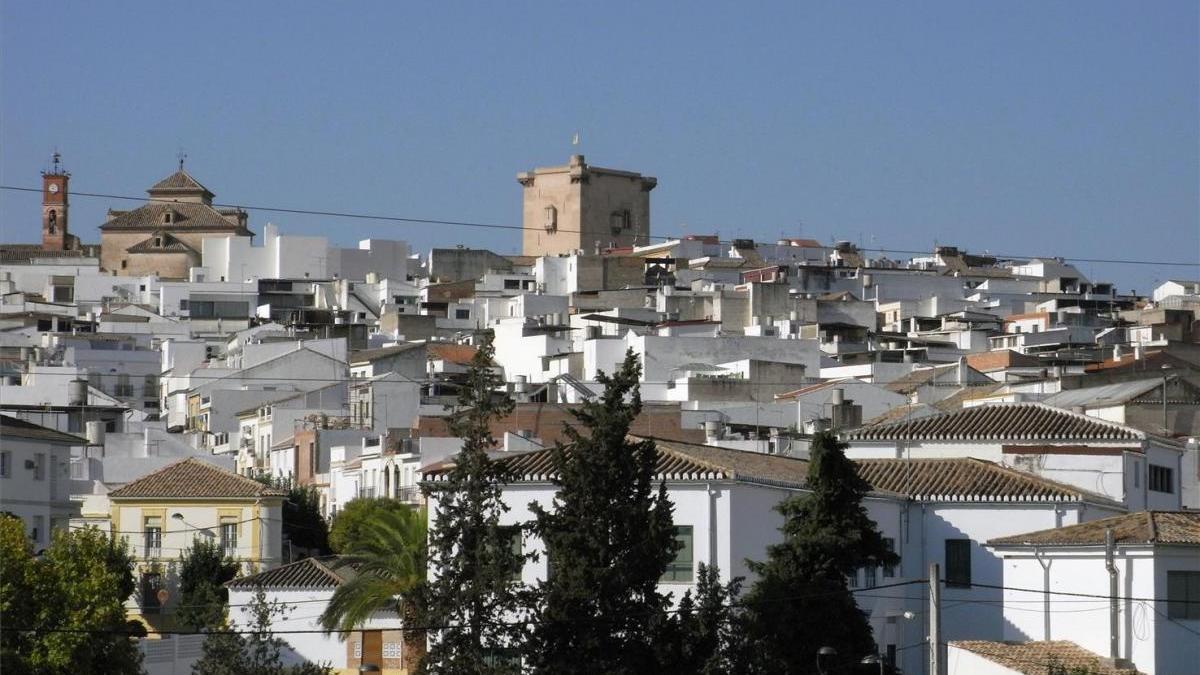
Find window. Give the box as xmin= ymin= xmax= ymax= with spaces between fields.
xmin=455 ymin=308 xmax=470 ymax=320
xmin=1149 ymin=465 xmax=1174 ymax=493
xmin=847 ymin=568 xmax=859 ymax=588
xmin=33 ymin=453 xmax=45 ymax=481
xmin=179 ymin=298 xmax=190 ymax=311
xmin=494 ymin=526 xmax=523 ymax=582
xmin=163 ymin=212 xmax=173 ymax=224
xmin=1168 ymin=571 xmax=1200 ymax=620
xmin=32 ymin=515 xmax=44 ymax=544
xmin=121 ymin=260 xmax=128 ymax=269
xmin=141 ymin=571 xmax=163 ymax=612
xmin=662 ymin=526 xmax=694 ymax=583
xmin=945 ymin=539 xmax=971 ymax=587
xmin=883 ymin=538 xmax=896 ymax=578
xmin=864 ymin=564 xmax=877 ymax=589
xmin=503 ymin=279 xmax=521 ymax=290
xmin=382 ymin=642 xmax=402 ymax=659
xmin=543 ymin=205 xmax=557 ymax=232
xmin=144 ymin=516 xmax=162 ymax=558
xmin=220 ymin=517 xmax=238 ymax=555
xmin=0 ymin=451 xmax=9 ymax=478
xmin=115 ymin=374 xmax=133 ymax=398
xmin=144 ymin=374 xmax=158 ymax=393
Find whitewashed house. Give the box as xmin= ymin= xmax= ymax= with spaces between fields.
xmin=987 ymin=511 xmax=1200 ymax=675
xmin=843 ymin=403 xmax=1185 ymax=511
xmin=424 ymin=436 xmax=1125 ymax=675
xmin=226 ymin=556 xmax=408 ymax=672
xmin=0 ymin=415 xmax=82 ymax=547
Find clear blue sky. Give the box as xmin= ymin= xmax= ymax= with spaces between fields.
xmin=2 ymin=2 xmax=1196 ymax=293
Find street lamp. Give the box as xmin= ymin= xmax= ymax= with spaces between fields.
xmin=862 ymin=652 xmax=885 ymax=675
xmin=817 ymin=646 xmax=837 ymax=675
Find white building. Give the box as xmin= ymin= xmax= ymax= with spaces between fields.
xmin=227 ymin=556 xmax=407 ymax=671
xmin=424 ymin=436 xmax=1125 ymax=675
xmin=0 ymin=415 xmax=83 ymax=547
xmin=987 ymin=511 xmax=1200 ymax=675
xmin=844 ymin=403 xmax=1186 ymax=511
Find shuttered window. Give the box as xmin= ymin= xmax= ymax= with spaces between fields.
xmin=1167 ymin=571 xmax=1200 ymax=620
xmin=945 ymin=539 xmax=971 ymax=587
xmin=662 ymin=526 xmax=694 ymax=583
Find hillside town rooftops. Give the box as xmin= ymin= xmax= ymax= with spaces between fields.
xmin=843 ymin=403 xmax=1144 ymax=442
xmin=989 ymin=511 xmax=1200 ymax=547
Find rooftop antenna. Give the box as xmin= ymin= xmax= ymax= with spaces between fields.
xmin=51 ymin=151 xmax=62 ymax=174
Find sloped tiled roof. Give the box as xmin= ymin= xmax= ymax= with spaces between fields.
xmin=227 ymin=555 xmax=354 ymax=590
xmin=989 ymin=511 xmax=1200 ymax=547
xmin=427 ymin=343 xmax=480 ymax=366
xmin=148 ymin=169 xmax=214 ymax=196
xmin=844 ymin=403 xmax=1143 ymax=442
xmin=1043 ymin=376 xmax=1199 ymax=410
xmin=0 ymin=414 xmax=88 ymax=445
xmin=126 ymin=232 xmax=198 ymax=254
xmin=108 ymin=457 xmax=286 ymax=499
xmin=950 ymin=640 xmax=1142 ymax=675
xmin=101 ymin=202 xmax=248 ymax=232
xmin=425 ymin=436 xmax=810 ymax=488
xmin=854 ymin=457 xmax=1117 ymax=505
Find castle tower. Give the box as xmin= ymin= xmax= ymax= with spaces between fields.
xmin=41 ymin=153 xmax=70 ymax=251
xmin=518 ymin=154 xmax=656 ymax=257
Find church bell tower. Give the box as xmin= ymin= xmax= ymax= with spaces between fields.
xmin=42 ymin=152 xmax=70 ymax=251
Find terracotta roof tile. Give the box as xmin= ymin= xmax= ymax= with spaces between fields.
xmin=108 ymin=457 xmax=286 ymax=499
xmin=148 ymin=169 xmax=214 ymax=196
xmin=951 ymin=640 xmax=1142 ymax=674
xmin=854 ymin=457 xmax=1117 ymax=505
xmin=427 ymin=343 xmax=480 ymax=366
xmin=844 ymin=403 xmax=1143 ymax=442
xmin=0 ymin=414 xmax=88 ymax=445
xmin=989 ymin=511 xmax=1200 ymax=547
xmin=100 ymin=202 xmax=249 ymax=232
xmin=227 ymin=555 xmax=354 ymax=590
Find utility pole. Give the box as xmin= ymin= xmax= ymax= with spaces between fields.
xmin=929 ymin=562 xmax=944 ymax=675
xmin=1105 ymin=528 xmax=1119 ymax=661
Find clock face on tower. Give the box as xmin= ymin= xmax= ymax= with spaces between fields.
xmin=48 ymin=184 xmax=59 ymax=194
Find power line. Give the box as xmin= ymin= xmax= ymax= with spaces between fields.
xmin=1 ymin=184 xmax=1194 ymax=268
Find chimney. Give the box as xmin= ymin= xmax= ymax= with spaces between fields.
xmin=703 ymin=420 xmax=724 ymax=443
xmin=956 ymin=356 xmax=968 ymax=385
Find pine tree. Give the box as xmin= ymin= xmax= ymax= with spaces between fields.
xmin=526 ymin=349 xmax=678 ymax=674
xmin=177 ymin=538 xmax=240 ymax=631
xmin=419 ymin=335 xmax=527 ymax=674
xmin=740 ymin=431 xmax=899 ymax=672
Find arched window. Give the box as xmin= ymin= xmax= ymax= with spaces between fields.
xmin=47 ymin=210 xmax=57 ymax=234
xmin=383 ymin=465 xmax=391 ymax=498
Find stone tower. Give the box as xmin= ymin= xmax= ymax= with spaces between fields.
xmin=518 ymin=154 xmax=656 ymax=257
xmin=41 ymin=153 xmax=70 ymax=251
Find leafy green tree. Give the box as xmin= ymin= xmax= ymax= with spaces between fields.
xmin=177 ymin=538 xmax=240 ymax=631
xmin=0 ymin=515 xmax=144 ymax=674
xmin=328 ymin=498 xmax=415 ymax=553
xmin=256 ymin=477 xmax=330 ymax=556
xmin=740 ymin=431 xmax=899 ymax=673
xmin=419 ymin=335 xmax=528 ymax=674
xmin=193 ymin=585 xmax=332 ymax=675
xmin=526 ymin=350 xmax=678 ymax=674
xmin=319 ymin=504 xmax=427 ymax=632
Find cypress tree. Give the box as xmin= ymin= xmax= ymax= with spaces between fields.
xmin=419 ymin=335 xmax=527 ymax=674
xmin=740 ymin=431 xmax=899 ymax=672
xmin=526 ymin=349 xmax=678 ymax=674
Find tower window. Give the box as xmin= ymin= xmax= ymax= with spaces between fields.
xmin=154 ymin=237 xmax=163 ymax=247
xmin=47 ymin=210 xmax=57 ymax=234
xmin=543 ymin=205 xmax=557 ymax=232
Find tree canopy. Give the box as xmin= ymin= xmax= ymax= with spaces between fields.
xmin=328 ymin=498 xmax=415 ymax=554
xmin=0 ymin=515 xmax=144 ymax=674
xmin=177 ymin=538 xmax=241 ymax=631
xmin=740 ymin=431 xmax=900 ymax=672
xmin=526 ymin=349 xmax=679 ymax=674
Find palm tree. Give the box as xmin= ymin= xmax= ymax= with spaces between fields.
xmin=319 ymin=504 xmax=427 ymax=639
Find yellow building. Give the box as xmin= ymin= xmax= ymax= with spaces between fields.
xmin=105 ymin=457 xmax=285 ymax=630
